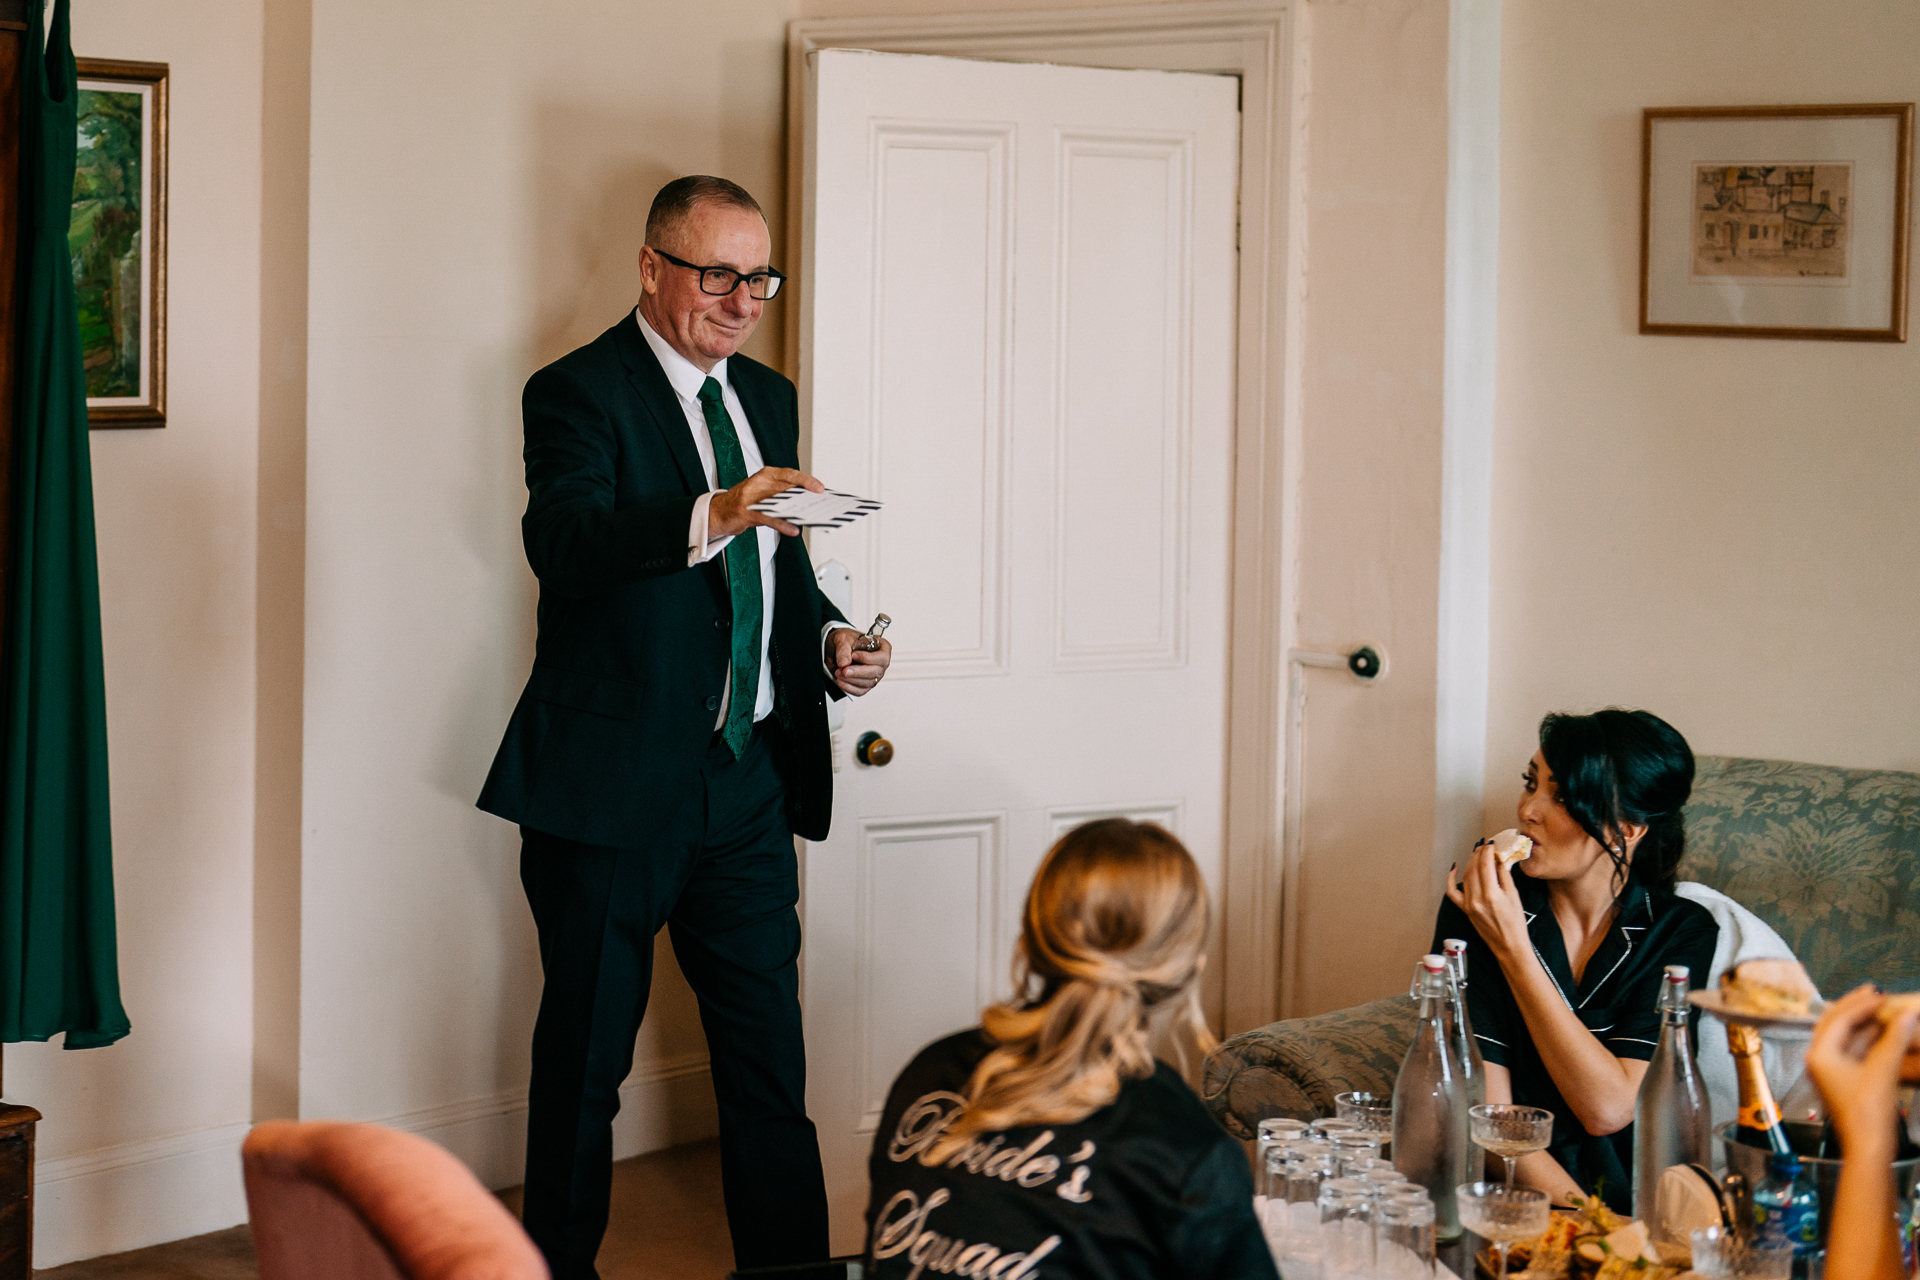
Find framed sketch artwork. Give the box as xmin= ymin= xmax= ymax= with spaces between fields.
xmin=1641 ymin=104 xmax=1913 ymax=341
xmin=72 ymin=57 xmax=168 ymax=426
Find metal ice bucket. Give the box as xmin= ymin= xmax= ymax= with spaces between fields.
xmin=1717 ymin=1121 xmax=1920 ymax=1246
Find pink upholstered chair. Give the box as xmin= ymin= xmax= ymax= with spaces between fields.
xmin=243 ymin=1121 xmax=548 ymax=1280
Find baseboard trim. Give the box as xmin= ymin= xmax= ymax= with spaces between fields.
xmin=37 ymin=1119 xmax=256 ymax=1186
xmin=34 ymin=1120 xmax=254 ymax=1270
xmin=28 ymin=1055 xmax=717 ymax=1268
xmin=378 ymin=1052 xmax=718 ymax=1192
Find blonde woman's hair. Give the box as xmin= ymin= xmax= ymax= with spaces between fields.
xmin=927 ymin=818 xmax=1214 ymax=1159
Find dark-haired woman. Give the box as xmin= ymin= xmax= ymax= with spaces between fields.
xmin=1434 ymin=708 xmax=1719 ymax=1213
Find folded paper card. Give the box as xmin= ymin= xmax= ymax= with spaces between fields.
xmin=748 ymin=487 xmax=882 ymax=528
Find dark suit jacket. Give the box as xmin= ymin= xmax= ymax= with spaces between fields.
xmin=478 ymin=313 xmax=845 ymax=846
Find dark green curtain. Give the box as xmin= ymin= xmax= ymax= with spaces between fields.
xmin=1 ymin=0 xmax=128 ymax=1048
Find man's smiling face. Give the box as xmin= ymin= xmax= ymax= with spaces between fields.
xmin=637 ymin=201 xmax=771 ymax=372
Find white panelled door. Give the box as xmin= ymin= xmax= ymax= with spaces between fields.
xmin=800 ymin=48 xmax=1240 ymax=1248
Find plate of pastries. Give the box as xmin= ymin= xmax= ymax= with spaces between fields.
xmin=1688 ymin=957 xmax=1825 ymax=1029
xmin=1476 ymin=1195 xmax=1692 ymax=1280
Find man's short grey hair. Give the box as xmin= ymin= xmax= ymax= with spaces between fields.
xmin=645 ymin=176 xmax=766 ymax=248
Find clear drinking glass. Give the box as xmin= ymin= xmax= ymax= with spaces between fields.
xmin=1456 ymin=1183 xmax=1550 ymax=1280
xmin=1468 ymin=1104 xmax=1554 ymax=1189
xmin=1312 ymin=1117 xmax=1362 ymax=1141
xmin=1374 ymin=1195 xmax=1437 ymax=1280
xmin=1358 ymin=1167 xmax=1411 ymax=1198
xmin=1286 ymin=1149 xmax=1338 ymax=1211
xmin=1690 ymin=1226 xmax=1796 ymax=1280
xmin=1263 ymin=1145 xmax=1291 ymax=1206
xmin=1331 ymin=1130 xmax=1386 ymax=1175
xmin=1318 ymin=1177 xmax=1374 ymax=1280
xmin=1279 ymin=1148 xmax=1336 ymax=1266
xmin=1336 ymin=1090 xmax=1396 ymax=1143
xmin=1259 ymin=1116 xmax=1311 ymax=1164
xmin=1260 ymin=1147 xmax=1291 ymax=1252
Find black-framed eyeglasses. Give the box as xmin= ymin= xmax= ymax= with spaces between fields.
xmin=653 ymin=249 xmax=787 ymax=300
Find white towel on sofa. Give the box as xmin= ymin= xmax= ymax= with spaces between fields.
xmin=1673 ymin=881 xmax=1804 ymax=1163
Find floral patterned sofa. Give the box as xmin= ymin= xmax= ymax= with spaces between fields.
xmin=1201 ymin=755 xmax=1920 ymax=1137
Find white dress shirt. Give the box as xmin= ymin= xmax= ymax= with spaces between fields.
xmin=636 ymin=312 xmax=779 ymax=727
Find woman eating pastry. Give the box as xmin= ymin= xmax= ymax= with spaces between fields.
xmin=1435 ymin=708 xmax=1720 ymax=1212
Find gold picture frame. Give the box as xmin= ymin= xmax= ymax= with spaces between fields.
xmin=72 ymin=56 xmax=167 ymax=426
xmin=1640 ymin=103 xmax=1913 ymax=342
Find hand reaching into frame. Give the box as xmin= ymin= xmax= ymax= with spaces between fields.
xmin=1803 ymin=984 xmax=1920 ymax=1280
xmin=1805 ymin=984 xmax=1920 ymax=1152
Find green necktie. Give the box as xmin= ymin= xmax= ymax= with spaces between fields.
xmin=698 ymin=377 xmax=763 ymax=758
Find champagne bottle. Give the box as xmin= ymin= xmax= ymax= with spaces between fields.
xmin=1633 ymin=965 xmax=1712 ymax=1230
xmin=1443 ymin=939 xmax=1488 ymax=1181
xmin=1728 ymin=1022 xmax=1794 ymax=1158
xmin=1393 ymin=954 xmax=1470 ymax=1241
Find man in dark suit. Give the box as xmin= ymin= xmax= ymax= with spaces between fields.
xmin=479 ymin=175 xmax=891 ymax=1280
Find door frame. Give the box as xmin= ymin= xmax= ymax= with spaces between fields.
xmin=784 ymin=2 xmax=1305 ymax=1036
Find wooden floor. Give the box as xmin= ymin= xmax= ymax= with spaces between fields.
xmin=35 ymin=1139 xmax=733 ymax=1280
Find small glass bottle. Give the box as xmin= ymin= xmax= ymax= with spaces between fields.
xmin=1896 ymin=1184 xmax=1915 ymax=1274
xmin=1752 ymin=1151 xmax=1819 ymax=1277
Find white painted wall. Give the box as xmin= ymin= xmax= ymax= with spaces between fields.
xmin=1486 ymin=0 xmax=1920 ymax=830
xmin=1285 ymin=0 xmax=1454 ymax=1016
xmin=296 ymin=0 xmax=809 ymax=1173
xmin=18 ymin=0 xmax=265 ymax=1264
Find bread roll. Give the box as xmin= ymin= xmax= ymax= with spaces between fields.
xmin=1489 ymin=828 xmax=1533 ymax=868
xmin=1876 ymin=991 xmax=1920 ymax=1049
xmin=1720 ymin=958 xmax=1819 ymax=1017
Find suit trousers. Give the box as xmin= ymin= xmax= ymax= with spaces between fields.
xmin=519 ymin=720 xmax=830 ymax=1279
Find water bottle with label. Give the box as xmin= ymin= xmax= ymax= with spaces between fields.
xmin=1393 ymin=954 xmax=1469 ymax=1241
xmin=1753 ymin=1152 xmax=1819 ymax=1277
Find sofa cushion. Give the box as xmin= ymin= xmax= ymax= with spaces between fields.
xmin=1202 ymin=996 xmax=1417 ymax=1137
xmin=1682 ymin=756 xmax=1920 ymax=996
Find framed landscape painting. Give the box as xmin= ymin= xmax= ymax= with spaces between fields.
xmin=72 ymin=57 xmax=167 ymax=426
xmin=1641 ymin=104 xmax=1913 ymax=341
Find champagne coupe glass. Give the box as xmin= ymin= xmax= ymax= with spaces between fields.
xmin=1468 ymin=1104 xmax=1553 ymax=1189
xmin=1456 ymin=1183 xmax=1550 ymax=1280
xmin=1335 ymin=1090 xmax=1395 ymax=1150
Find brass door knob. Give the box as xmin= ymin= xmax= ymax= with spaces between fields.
xmin=856 ymin=731 xmax=894 ymax=767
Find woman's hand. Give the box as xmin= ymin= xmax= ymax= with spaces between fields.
xmin=1805 ymin=985 xmax=1919 ymax=1280
xmin=1806 ymin=985 xmax=1920 ymax=1155
xmin=1445 ymin=839 xmax=1532 ymax=965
